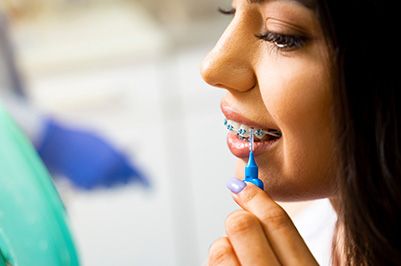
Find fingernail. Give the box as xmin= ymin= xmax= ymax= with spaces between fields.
xmin=226 ymin=177 xmax=246 ymax=194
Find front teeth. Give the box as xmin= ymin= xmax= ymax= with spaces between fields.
xmin=224 ymin=118 xmax=281 ymax=139
xmin=238 ymin=125 xmax=251 ymax=138
xmin=226 ymin=120 xmax=240 ymax=132
xmin=225 ymin=118 xmax=260 ymax=138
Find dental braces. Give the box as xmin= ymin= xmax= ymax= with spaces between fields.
xmin=224 ymin=118 xmax=282 ymax=140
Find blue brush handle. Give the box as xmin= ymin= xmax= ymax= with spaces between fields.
xmin=244 ymin=151 xmax=264 ymax=190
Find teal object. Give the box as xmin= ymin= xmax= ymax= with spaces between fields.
xmin=0 ymin=105 xmax=79 ymax=266
xmin=0 ymin=249 xmax=6 ymax=266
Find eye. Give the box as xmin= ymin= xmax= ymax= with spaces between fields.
xmin=255 ymin=32 xmax=307 ymax=50
xmin=218 ymin=7 xmax=236 ymax=15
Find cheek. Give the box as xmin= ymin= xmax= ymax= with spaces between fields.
xmin=256 ymin=55 xmax=337 ymax=200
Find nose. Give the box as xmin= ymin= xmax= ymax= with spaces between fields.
xmin=200 ymin=15 xmax=257 ymax=92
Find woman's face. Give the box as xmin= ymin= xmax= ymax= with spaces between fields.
xmin=201 ymin=0 xmax=337 ymax=201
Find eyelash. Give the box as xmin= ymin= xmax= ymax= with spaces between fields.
xmin=217 ymin=7 xmax=307 ymax=51
xmin=217 ymin=7 xmax=236 ymax=15
xmin=255 ymin=32 xmax=307 ymax=50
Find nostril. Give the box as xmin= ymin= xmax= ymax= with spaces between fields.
xmin=214 ymin=83 xmax=238 ymax=91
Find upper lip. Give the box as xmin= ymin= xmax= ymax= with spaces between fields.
xmin=220 ymin=101 xmax=278 ymax=131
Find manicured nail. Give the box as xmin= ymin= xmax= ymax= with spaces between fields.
xmin=226 ymin=177 xmax=246 ymax=194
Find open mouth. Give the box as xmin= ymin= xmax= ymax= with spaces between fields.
xmin=224 ymin=118 xmax=282 ymax=142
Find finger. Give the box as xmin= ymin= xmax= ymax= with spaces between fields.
xmin=208 ymin=237 xmax=240 ymax=266
xmin=225 ymin=210 xmax=280 ymax=266
xmin=232 ymin=182 xmax=319 ymax=265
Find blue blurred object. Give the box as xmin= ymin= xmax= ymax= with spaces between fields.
xmin=36 ymin=117 xmax=149 ymax=190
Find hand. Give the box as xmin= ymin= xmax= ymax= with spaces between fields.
xmin=36 ymin=118 xmax=149 ymax=190
xmin=207 ymin=179 xmax=318 ymax=266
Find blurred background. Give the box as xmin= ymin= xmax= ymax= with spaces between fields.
xmin=0 ymin=1 xmax=236 ymax=265
xmin=0 ymin=1 xmax=335 ymax=265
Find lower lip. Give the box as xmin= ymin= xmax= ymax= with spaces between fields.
xmin=226 ymin=132 xmax=280 ymax=158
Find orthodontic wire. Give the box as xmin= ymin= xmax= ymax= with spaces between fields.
xmin=225 ymin=118 xmax=282 ymax=138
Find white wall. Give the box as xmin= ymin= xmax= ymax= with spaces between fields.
xmin=4 ymin=2 xmax=240 ymax=264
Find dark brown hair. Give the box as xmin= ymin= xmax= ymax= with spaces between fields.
xmin=315 ymin=0 xmax=401 ymax=264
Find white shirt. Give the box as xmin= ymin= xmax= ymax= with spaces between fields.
xmin=288 ymin=198 xmax=337 ymax=266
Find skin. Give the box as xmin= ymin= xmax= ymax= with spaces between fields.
xmin=202 ymin=0 xmax=337 ymax=201
xmin=208 ymin=183 xmax=319 ymax=265
xmin=201 ymin=0 xmax=338 ymax=264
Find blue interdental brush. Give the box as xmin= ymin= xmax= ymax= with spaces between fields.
xmin=244 ymin=129 xmax=264 ymax=190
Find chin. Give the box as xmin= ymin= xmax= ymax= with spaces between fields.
xmin=265 ymin=175 xmax=336 ymax=202
xmin=234 ymin=160 xmax=335 ymax=202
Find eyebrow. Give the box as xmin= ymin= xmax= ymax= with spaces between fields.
xmin=248 ymin=0 xmax=316 ymax=9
